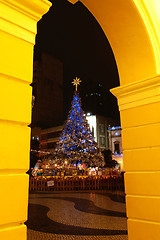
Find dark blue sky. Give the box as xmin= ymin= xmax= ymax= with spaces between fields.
xmin=34 ymin=0 xmax=120 ymax=123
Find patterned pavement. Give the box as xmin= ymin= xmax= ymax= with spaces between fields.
xmin=26 ymin=191 xmax=128 ymax=239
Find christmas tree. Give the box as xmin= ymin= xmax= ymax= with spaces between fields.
xmin=55 ymin=77 xmax=104 ymax=167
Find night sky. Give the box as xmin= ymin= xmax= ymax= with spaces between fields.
xmin=34 ymin=0 xmax=120 ymax=124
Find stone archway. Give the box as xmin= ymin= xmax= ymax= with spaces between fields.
xmin=69 ymin=1 xmax=160 ymax=240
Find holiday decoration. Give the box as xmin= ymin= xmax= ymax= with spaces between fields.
xmin=72 ymin=77 xmax=81 ymax=91
xmin=54 ymin=77 xmax=104 ymax=168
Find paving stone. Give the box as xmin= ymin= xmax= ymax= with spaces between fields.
xmin=27 ymin=190 xmax=128 ymax=239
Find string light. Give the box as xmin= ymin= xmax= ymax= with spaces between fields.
xmin=33 ymin=78 xmax=105 ymax=179
xmin=54 ymin=80 xmax=104 ymax=168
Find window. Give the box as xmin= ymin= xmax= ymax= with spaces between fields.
xmin=114 ymin=142 xmax=120 ymax=154
xmin=101 ymin=125 xmax=105 ymax=133
xmin=100 ymin=137 xmax=105 ymax=145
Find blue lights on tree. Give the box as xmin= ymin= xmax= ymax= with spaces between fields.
xmin=55 ymin=90 xmax=104 ymax=167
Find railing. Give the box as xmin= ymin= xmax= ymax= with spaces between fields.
xmin=29 ymin=175 xmax=124 ymax=192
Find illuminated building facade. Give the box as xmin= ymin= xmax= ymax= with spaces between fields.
xmin=39 ymin=125 xmax=63 ymax=152
xmin=108 ymin=126 xmax=122 ymax=154
xmin=86 ymin=114 xmax=118 ymax=150
xmin=108 ymin=126 xmax=123 ymax=171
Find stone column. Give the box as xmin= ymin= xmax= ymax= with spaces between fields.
xmin=0 ymin=0 xmax=51 ymax=239
xmin=111 ymin=75 xmax=160 ymax=240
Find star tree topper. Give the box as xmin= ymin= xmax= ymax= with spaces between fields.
xmin=72 ymin=77 xmax=82 ymax=91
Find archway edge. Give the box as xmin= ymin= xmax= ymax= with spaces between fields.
xmin=69 ymin=0 xmax=160 ymax=86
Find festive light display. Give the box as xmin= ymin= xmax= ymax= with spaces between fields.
xmin=54 ymin=78 xmax=104 ymax=167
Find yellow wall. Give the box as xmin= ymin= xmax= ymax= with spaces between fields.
xmin=1 ymin=0 xmax=160 ymax=239
xmin=110 ymin=75 xmax=160 ymax=239
xmin=68 ymin=1 xmax=160 ymax=239
xmin=0 ymin=0 xmax=51 ymax=239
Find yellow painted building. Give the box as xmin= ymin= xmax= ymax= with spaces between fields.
xmin=0 ymin=0 xmax=52 ymax=239
xmin=0 ymin=0 xmax=160 ymax=239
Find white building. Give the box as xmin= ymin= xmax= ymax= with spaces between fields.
xmin=86 ymin=114 xmax=118 ymax=150
xmin=108 ymin=126 xmax=123 ymax=171
xmin=108 ymin=126 xmax=122 ymax=154
xmin=86 ymin=115 xmax=123 ymax=171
